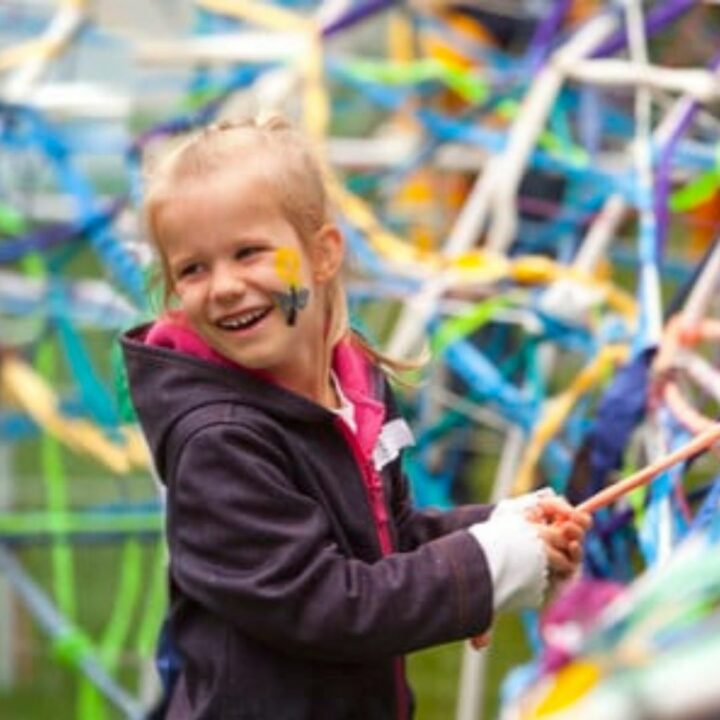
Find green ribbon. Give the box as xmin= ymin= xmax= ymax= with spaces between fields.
xmin=431 ymin=296 xmax=512 ymax=356
xmin=135 ymin=544 xmax=168 ymax=656
xmin=0 ymin=204 xmax=27 ymax=236
xmin=0 ymin=510 xmax=162 ymax=537
xmin=51 ymin=627 xmax=95 ymax=667
xmin=341 ymin=58 xmax=489 ymax=104
xmin=669 ymin=169 xmax=720 ymax=212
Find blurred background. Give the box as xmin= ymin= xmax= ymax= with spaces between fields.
xmin=3 ymin=1 xmax=720 ymax=719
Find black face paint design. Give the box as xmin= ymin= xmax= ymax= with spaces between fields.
xmin=272 ymin=286 xmax=309 ymax=326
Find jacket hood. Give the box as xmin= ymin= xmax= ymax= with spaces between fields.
xmin=120 ymin=324 xmax=337 ymax=476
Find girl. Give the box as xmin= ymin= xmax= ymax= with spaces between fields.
xmin=121 ymin=116 xmax=590 ymax=720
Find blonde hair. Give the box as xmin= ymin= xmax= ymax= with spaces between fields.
xmin=142 ymin=115 xmax=420 ymax=378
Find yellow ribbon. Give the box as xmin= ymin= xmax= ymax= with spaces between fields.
xmin=195 ymin=0 xmax=310 ymax=32
xmin=524 ymin=660 xmax=602 ymax=717
xmin=0 ymin=0 xmax=88 ymax=73
xmin=1 ymin=355 xmax=150 ymax=474
xmin=303 ymin=30 xmax=329 ymax=144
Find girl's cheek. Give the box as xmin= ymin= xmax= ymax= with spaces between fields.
xmin=176 ymin=285 xmax=201 ymax=307
xmin=260 ymin=265 xmax=293 ymax=289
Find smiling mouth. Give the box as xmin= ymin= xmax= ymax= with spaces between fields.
xmin=215 ymin=307 xmax=273 ymax=332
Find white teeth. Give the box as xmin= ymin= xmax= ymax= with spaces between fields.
xmin=217 ymin=308 xmax=268 ymax=330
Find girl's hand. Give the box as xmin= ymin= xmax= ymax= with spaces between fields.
xmin=535 ymin=522 xmax=584 ymax=580
xmin=526 ymin=496 xmax=592 ymax=530
xmin=469 ymin=630 xmax=492 ymax=650
xmin=526 ymin=497 xmax=592 ymax=586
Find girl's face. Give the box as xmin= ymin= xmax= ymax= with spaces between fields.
xmin=155 ymin=165 xmax=340 ymax=392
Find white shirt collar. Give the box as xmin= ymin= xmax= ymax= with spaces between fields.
xmin=328 ymin=371 xmax=357 ymax=433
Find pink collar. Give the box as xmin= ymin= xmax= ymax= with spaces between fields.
xmin=145 ymin=311 xmax=239 ymax=369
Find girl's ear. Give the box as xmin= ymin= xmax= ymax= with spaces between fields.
xmin=312 ymin=224 xmax=344 ymax=284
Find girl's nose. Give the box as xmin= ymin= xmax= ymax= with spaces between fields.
xmin=209 ymin=265 xmax=245 ymax=304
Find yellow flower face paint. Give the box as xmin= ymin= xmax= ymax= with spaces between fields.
xmin=274 ymin=247 xmax=302 ymax=286
xmin=272 ymin=247 xmax=309 ymax=326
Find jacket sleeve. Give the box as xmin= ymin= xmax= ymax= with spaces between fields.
xmin=391 ymin=466 xmax=495 ymax=551
xmin=169 ymin=421 xmax=493 ymax=663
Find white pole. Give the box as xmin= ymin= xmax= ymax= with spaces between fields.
xmin=0 ymin=441 xmax=15 ymax=689
xmin=138 ymin=657 xmax=161 ymax=710
xmin=454 ymin=425 xmax=526 ymax=720
xmin=680 ymin=240 xmax=720 ymax=325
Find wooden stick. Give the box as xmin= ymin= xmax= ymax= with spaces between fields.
xmin=577 ymin=423 xmax=720 ymax=513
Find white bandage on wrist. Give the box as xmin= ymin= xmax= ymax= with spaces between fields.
xmin=468 ymin=514 xmax=548 ymax=612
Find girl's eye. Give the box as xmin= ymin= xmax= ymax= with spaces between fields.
xmin=177 ymin=263 xmax=203 ymax=279
xmin=235 ymin=245 xmax=265 ymax=260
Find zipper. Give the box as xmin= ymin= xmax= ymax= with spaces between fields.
xmin=335 ymin=418 xmax=408 ymax=720
xmin=335 ymin=419 xmax=393 ymax=555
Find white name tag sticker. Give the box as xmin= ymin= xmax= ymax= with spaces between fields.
xmin=372 ymin=419 xmax=415 ymax=471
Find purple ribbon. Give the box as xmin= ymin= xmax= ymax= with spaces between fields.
xmin=526 ymin=0 xmax=573 ymax=75
xmin=593 ymin=0 xmax=695 ymax=58
xmin=321 ymin=0 xmax=398 ymax=39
